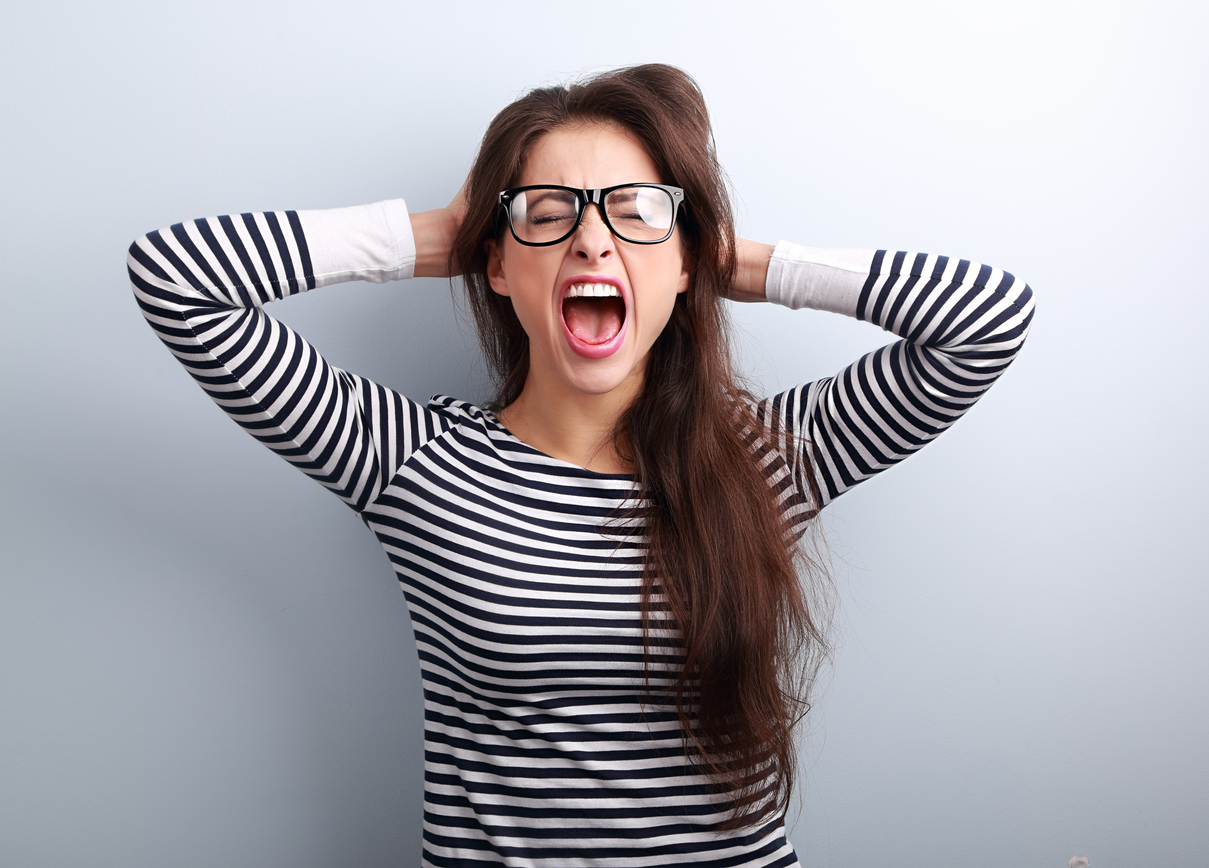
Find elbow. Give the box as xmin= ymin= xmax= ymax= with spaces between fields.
xmin=126 ymin=232 xmax=183 ymax=325
xmin=990 ymin=269 xmax=1035 ymax=357
xmin=126 ymin=237 xmax=146 ymax=289
xmin=1007 ymin=276 xmax=1036 ymax=354
xmin=127 ymin=231 xmax=175 ymax=299
xmin=962 ymin=272 xmax=1035 ymax=367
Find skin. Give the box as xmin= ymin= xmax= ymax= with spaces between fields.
xmin=410 ymin=123 xmax=775 ymax=473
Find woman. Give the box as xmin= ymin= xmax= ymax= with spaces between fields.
xmin=128 ymin=64 xmax=1033 ymax=867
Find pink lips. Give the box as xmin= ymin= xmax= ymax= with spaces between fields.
xmin=559 ymin=274 xmax=629 ymax=359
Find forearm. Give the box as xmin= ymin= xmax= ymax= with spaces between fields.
xmin=730 ymin=238 xmax=874 ymax=315
xmin=764 ymin=243 xmax=876 ymax=315
xmin=128 ymin=200 xmax=418 ymax=319
xmin=759 ymin=243 xmax=1035 ymax=509
xmin=766 ymin=243 xmax=1033 ymax=351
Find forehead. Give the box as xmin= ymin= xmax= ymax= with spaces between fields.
xmin=518 ymin=122 xmax=663 ymax=189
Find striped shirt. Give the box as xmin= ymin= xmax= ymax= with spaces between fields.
xmin=127 ymin=199 xmax=1034 ymax=867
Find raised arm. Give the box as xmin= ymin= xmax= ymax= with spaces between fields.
xmin=127 ymin=199 xmax=456 ymax=513
xmin=741 ymin=239 xmax=1035 ymax=516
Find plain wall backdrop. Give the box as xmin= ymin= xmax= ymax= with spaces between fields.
xmin=2 ymin=1 xmax=1206 ymax=866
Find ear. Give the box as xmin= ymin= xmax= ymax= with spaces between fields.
xmin=485 ymin=238 xmax=510 ymax=297
xmin=677 ymin=247 xmax=692 ymax=295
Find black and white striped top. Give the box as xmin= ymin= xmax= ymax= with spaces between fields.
xmin=128 ymin=199 xmax=1033 ymax=867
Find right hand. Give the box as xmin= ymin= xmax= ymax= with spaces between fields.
xmin=412 ymin=178 xmax=469 ymax=278
xmin=446 ymin=178 xmax=469 ymax=227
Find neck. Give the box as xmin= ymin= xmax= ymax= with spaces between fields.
xmin=499 ymin=370 xmax=641 ymax=475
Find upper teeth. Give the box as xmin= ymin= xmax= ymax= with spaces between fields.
xmin=566 ymin=283 xmax=620 ymax=299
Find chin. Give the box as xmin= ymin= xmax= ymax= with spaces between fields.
xmin=560 ymin=354 xmax=642 ymax=398
xmin=563 ymin=371 xmax=633 ymax=397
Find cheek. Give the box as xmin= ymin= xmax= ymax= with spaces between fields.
xmin=508 ymin=285 xmax=549 ymax=337
xmin=500 ymin=249 xmax=560 ymax=320
xmin=631 ymin=253 xmax=689 ymax=333
xmin=632 ymin=288 xmax=683 ymax=354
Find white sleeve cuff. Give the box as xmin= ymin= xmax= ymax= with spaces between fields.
xmin=298 ymin=199 xmax=417 ymax=288
xmin=765 ymin=241 xmax=875 ymax=316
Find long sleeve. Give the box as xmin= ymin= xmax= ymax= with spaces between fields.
xmin=127 ymin=199 xmax=447 ymax=513
xmin=755 ymin=242 xmax=1035 ymax=519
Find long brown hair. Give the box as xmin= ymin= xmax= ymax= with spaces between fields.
xmin=451 ymin=64 xmax=831 ymax=827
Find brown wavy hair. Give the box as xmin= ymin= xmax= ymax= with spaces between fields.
xmin=450 ymin=64 xmax=831 ymax=827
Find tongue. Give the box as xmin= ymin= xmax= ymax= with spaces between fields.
xmin=563 ymin=297 xmax=624 ymax=345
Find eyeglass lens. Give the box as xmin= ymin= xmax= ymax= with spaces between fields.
xmin=508 ymin=187 xmax=675 ymax=244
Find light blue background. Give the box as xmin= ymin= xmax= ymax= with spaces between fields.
xmin=2 ymin=1 xmax=1206 ymax=866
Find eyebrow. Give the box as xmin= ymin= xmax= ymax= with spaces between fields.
xmin=525 ymin=190 xmax=579 ymax=207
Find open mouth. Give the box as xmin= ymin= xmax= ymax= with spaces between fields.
xmin=560 ymin=281 xmax=628 ymax=359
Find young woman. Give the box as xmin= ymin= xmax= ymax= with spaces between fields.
xmin=128 ymin=65 xmax=1033 ymax=867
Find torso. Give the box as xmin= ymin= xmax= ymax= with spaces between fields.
xmin=360 ymin=396 xmax=800 ymax=868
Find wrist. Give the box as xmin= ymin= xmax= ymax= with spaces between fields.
xmin=731 ymin=238 xmax=774 ymax=302
xmin=411 ymin=208 xmax=459 ymax=278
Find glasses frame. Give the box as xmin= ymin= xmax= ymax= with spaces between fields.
xmin=497 ymin=183 xmax=687 ymax=247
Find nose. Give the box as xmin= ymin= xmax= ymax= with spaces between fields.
xmin=570 ymin=203 xmax=615 ymax=262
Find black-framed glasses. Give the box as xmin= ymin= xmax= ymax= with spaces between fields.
xmin=498 ymin=183 xmax=686 ymax=246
